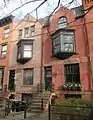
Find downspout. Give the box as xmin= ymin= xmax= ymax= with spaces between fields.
xmin=40 ymin=24 xmax=44 ymax=92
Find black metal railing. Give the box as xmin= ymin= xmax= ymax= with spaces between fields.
xmin=4 ymin=97 xmax=44 ymax=119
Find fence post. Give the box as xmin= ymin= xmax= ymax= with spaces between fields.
xmin=48 ymin=103 xmax=51 ymax=120
xmin=41 ymin=98 xmax=44 ymax=111
xmin=7 ymin=100 xmax=10 ymax=116
xmin=4 ymin=106 xmax=7 ymax=117
xmin=24 ymin=105 xmax=27 ymax=119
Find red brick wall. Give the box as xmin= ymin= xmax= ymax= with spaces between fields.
xmin=43 ymin=6 xmax=90 ymax=93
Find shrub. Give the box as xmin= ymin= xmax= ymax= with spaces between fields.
xmin=56 ymin=98 xmax=93 ymax=107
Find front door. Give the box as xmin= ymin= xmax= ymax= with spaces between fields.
xmin=45 ymin=66 xmax=52 ymax=91
xmin=8 ymin=70 xmax=15 ymax=91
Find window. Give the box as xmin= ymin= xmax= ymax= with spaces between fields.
xmin=64 ymin=64 xmax=80 ymax=83
xmin=23 ymin=44 xmax=32 ymax=58
xmin=23 ymin=69 xmax=34 ymax=85
xmin=58 ymin=17 xmax=67 ymax=29
xmin=19 ymin=29 xmax=22 ymax=39
xmin=24 ymin=27 xmax=29 ymax=37
xmin=4 ymin=27 xmax=9 ymax=38
xmin=30 ymin=25 xmax=35 ymax=36
xmin=63 ymin=33 xmax=74 ymax=52
xmin=1 ymin=44 xmax=7 ymax=57
xmin=65 ymin=94 xmax=81 ymax=99
xmin=52 ymin=36 xmax=61 ymax=54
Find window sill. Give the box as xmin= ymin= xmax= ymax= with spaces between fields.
xmin=0 ymin=57 xmax=6 ymax=60
xmin=2 ymin=37 xmax=10 ymax=40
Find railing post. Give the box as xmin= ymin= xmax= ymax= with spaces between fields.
xmin=48 ymin=103 xmax=51 ymax=120
xmin=24 ymin=104 xmax=27 ymax=119
xmin=41 ymin=98 xmax=44 ymax=111
xmin=7 ymin=100 xmax=10 ymax=116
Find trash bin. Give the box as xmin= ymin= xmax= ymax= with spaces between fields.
xmin=15 ymin=101 xmax=26 ymax=112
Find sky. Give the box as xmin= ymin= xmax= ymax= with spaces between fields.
xmin=0 ymin=0 xmax=82 ymax=19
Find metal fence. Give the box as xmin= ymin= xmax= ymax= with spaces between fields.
xmin=4 ymin=98 xmax=44 ymax=119
xmin=48 ymin=104 xmax=93 ymax=120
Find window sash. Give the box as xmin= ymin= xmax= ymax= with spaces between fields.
xmin=64 ymin=64 xmax=80 ymax=83
xmin=24 ymin=45 xmax=32 ymax=51
xmin=2 ymin=45 xmax=7 ymax=52
xmin=58 ymin=17 xmax=67 ymax=28
xmin=30 ymin=25 xmax=35 ymax=36
xmin=64 ymin=43 xmax=74 ymax=52
xmin=1 ymin=45 xmax=7 ymax=57
xmin=23 ymin=51 xmax=32 ymax=58
xmin=24 ymin=27 xmax=29 ymax=37
xmin=4 ymin=28 xmax=9 ymax=38
xmin=23 ymin=45 xmax=32 ymax=58
xmin=23 ymin=69 xmax=33 ymax=85
xmin=19 ymin=29 xmax=22 ymax=38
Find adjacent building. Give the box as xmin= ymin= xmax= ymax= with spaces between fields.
xmin=0 ymin=15 xmax=13 ymax=93
xmin=8 ymin=16 xmax=42 ymax=100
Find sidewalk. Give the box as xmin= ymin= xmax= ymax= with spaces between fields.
xmin=0 ymin=112 xmax=48 ymax=120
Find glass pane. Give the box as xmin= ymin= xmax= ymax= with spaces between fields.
xmin=63 ymin=35 xmax=74 ymax=43
xmin=54 ymin=45 xmax=60 ymax=53
xmin=4 ymin=33 xmax=9 ymax=38
xmin=58 ymin=17 xmax=67 ymax=28
xmin=30 ymin=25 xmax=35 ymax=36
xmin=23 ymin=77 xmax=33 ymax=85
xmin=5 ymin=28 xmax=9 ymax=33
xmin=19 ymin=29 xmax=22 ymax=38
xmin=25 ymin=27 xmax=29 ymax=34
xmin=24 ymin=51 xmax=32 ymax=57
xmin=2 ymin=45 xmax=7 ymax=51
xmin=64 ymin=43 xmax=74 ymax=52
xmin=2 ymin=51 xmax=6 ymax=57
xmin=24 ymin=70 xmax=33 ymax=77
xmin=24 ymin=45 xmax=32 ymax=50
xmin=31 ymin=26 xmax=35 ymax=31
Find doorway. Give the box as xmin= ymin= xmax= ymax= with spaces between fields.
xmin=44 ymin=66 xmax=52 ymax=91
xmin=8 ymin=70 xmax=15 ymax=91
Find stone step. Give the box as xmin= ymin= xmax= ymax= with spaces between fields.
xmin=27 ymin=108 xmax=43 ymax=113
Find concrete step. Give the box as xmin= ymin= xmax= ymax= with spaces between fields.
xmin=30 ymin=106 xmax=41 ymax=109
xmin=27 ymin=108 xmax=43 ymax=113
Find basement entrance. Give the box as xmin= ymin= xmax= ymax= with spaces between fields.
xmin=45 ymin=66 xmax=52 ymax=91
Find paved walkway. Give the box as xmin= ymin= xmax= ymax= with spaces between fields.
xmin=0 ymin=112 xmax=48 ymax=120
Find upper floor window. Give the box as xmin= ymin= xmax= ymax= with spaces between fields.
xmin=4 ymin=27 xmax=9 ymax=38
xmin=23 ymin=69 xmax=34 ymax=85
xmin=24 ymin=27 xmax=29 ymax=37
xmin=23 ymin=44 xmax=33 ymax=58
xmin=1 ymin=44 xmax=7 ymax=58
xmin=30 ymin=25 xmax=35 ymax=36
xmin=58 ymin=17 xmax=67 ymax=29
xmin=19 ymin=29 xmax=22 ymax=39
